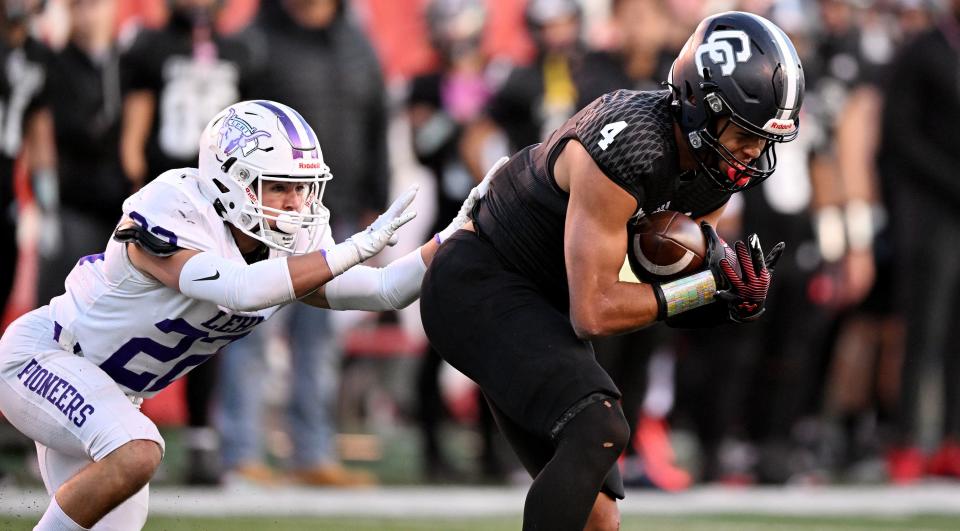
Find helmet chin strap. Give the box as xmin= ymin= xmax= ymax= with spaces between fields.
xmin=687 ymin=135 xmax=751 ymax=191
xmin=686 ymin=132 xmax=721 ymax=179
xmin=263 ymin=227 xmax=295 ymax=249
xmin=687 ymin=114 xmax=777 ymax=192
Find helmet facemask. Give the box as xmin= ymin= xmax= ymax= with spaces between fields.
xmin=222 ymin=157 xmax=331 ymax=254
xmin=687 ymin=87 xmax=788 ymax=192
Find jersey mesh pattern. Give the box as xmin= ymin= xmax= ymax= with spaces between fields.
xmin=575 ymin=90 xmax=731 ymax=218
xmin=576 ymin=90 xmax=677 ymax=206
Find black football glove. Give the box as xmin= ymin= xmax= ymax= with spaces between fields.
xmin=700 ymin=222 xmax=784 ymax=323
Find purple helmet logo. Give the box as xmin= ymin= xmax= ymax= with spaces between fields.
xmin=218 ymin=108 xmax=272 ymax=157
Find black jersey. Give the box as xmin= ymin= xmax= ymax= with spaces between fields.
xmin=49 ymin=43 xmax=127 ymax=225
xmin=475 ymin=89 xmax=731 ymax=309
xmin=121 ymin=17 xmax=259 ymax=182
xmin=0 ymin=37 xmax=52 ymax=211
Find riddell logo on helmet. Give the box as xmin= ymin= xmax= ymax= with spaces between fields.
xmin=244 ymin=187 xmax=257 ymax=204
xmin=763 ymin=118 xmax=796 ymax=133
xmin=298 ymin=162 xmax=323 ymax=169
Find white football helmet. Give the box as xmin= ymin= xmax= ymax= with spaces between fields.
xmin=198 ymin=100 xmax=332 ymax=254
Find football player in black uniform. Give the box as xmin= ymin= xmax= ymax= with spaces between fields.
xmin=421 ymin=11 xmax=804 ymax=530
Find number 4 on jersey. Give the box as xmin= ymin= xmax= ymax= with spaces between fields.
xmin=598 ymin=121 xmax=628 ymax=151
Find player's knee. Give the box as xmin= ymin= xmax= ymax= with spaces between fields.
xmin=595 ymin=399 xmax=630 ymax=458
xmin=559 ymin=396 xmax=630 ymax=463
xmin=129 ymin=439 xmax=163 ymax=482
xmin=110 ymin=439 xmax=163 ymax=488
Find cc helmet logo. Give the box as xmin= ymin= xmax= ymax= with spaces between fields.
xmin=695 ymin=30 xmax=752 ymax=77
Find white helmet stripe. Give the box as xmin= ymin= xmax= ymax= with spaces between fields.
xmin=744 ymin=12 xmax=800 ymax=122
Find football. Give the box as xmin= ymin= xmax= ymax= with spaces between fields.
xmin=627 ymin=210 xmax=706 ymax=283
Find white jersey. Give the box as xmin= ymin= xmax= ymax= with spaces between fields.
xmin=47 ymin=168 xmax=330 ymax=397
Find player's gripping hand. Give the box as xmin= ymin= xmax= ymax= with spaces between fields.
xmin=323 ymin=186 xmax=418 ymax=276
xmin=701 ymin=222 xmax=784 ymax=323
xmin=435 ymin=156 xmax=508 ymax=244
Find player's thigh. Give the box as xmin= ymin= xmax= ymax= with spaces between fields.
xmin=423 ymin=237 xmax=619 ymax=437
xmin=0 ymin=311 xmax=164 ymax=462
xmin=483 ymin=394 xmax=553 ymax=477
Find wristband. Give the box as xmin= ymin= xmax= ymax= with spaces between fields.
xmin=814 ymin=205 xmax=845 ymax=262
xmin=654 ymin=270 xmax=718 ymax=319
xmin=321 ymin=240 xmax=362 ymax=277
xmin=844 ymin=200 xmax=874 ymax=251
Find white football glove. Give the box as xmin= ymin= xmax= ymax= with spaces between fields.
xmin=323 ymin=186 xmax=418 ymax=276
xmin=435 ymin=156 xmax=508 ymax=244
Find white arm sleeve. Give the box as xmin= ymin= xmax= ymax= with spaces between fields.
xmin=178 ymin=252 xmax=295 ymax=312
xmin=324 ymin=246 xmax=428 ymax=311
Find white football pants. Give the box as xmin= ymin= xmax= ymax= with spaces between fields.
xmin=0 ymin=308 xmax=164 ymax=530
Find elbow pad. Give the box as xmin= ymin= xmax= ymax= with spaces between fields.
xmin=325 ymin=247 xmax=427 ymax=311
xmin=179 ymin=252 xmax=295 ymax=312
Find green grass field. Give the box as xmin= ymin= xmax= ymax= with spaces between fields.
xmin=2 ymin=514 xmax=959 ymax=530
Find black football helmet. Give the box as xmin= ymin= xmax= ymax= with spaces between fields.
xmin=668 ymin=11 xmax=804 ymax=191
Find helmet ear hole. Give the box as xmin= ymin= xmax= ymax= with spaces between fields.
xmin=705 ymin=93 xmax=724 ymax=114
xmin=212 ymin=178 xmax=230 ymax=194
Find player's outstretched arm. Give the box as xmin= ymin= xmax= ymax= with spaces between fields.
xmin=127 ymin=244 xmax=331 ymax=313
xmin=126 ymin=188 xmax=418 ymax=312
xmin=317 ymin=186 xmax=419 ymax=277
xmin=300 ymin=157 xmax=508 ymax=311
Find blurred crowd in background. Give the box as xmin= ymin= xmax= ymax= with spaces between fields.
xmin=0 ymin=0 xmax=958 ymax=493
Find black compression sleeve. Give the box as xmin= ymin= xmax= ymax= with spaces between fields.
xmin=523 ymin=397 xmax=630 ymax=530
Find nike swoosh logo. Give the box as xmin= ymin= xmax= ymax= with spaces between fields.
xmin=193 ymin=271 xmax=221 ymax=282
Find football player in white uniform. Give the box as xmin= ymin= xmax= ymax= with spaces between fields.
xmin=0 ymin=100 xmax=493 ymax=531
